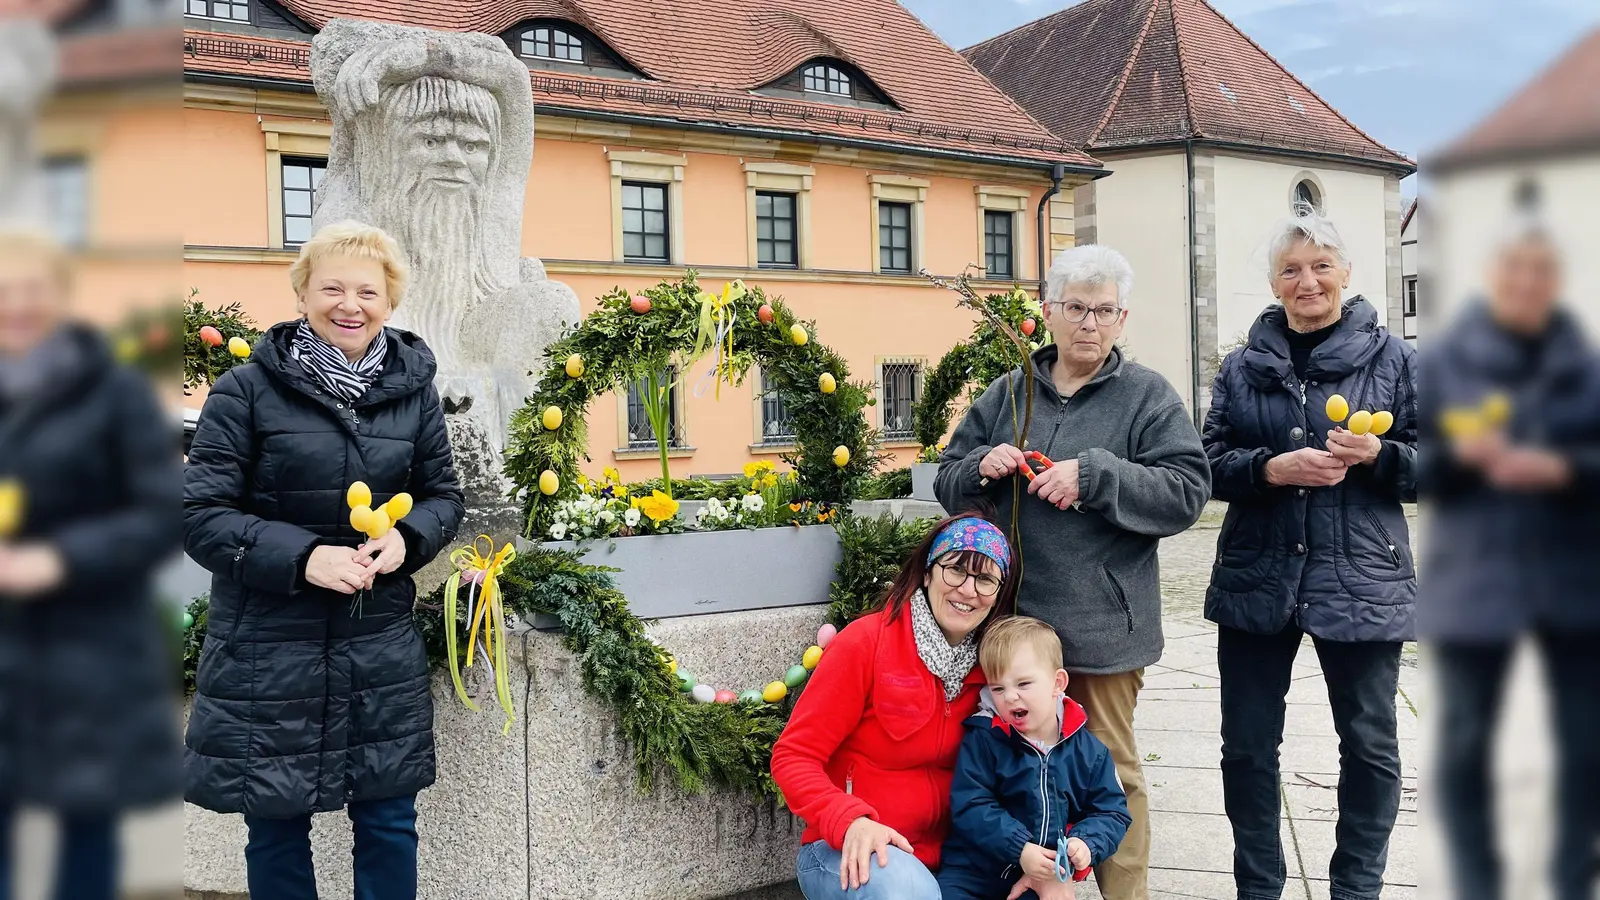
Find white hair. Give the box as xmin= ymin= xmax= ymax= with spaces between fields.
xmin=1266 ymin=207 xmax=1350 ymax=279
xmin=1045 ymin=244 xmax=1134 ymax=307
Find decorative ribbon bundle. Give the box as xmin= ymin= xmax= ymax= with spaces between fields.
xmin=443 ymin=535 xmax=518 ymax=735
xmin=694 ymin=280 xmax=746 ymax=399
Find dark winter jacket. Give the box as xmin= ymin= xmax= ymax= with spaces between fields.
xmin=1203 ymin=298 xmax=1418 ymax=642
xmin=183 ymin=321 xmax=463 ymax=817
xmin=1417 ymin=302 xmax=1600 ymax=642
xmin=0 ymin=325 xmax=181 ymax=814
xmin=941 ymin=693 xmax=1130 ymax=881
xmin=936 ymin=345 xmax=1210 ymax=674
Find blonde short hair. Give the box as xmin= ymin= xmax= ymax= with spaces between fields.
xmin=979 ymin=616 xmax=1064 ymax=679
xmin=288 ymin=220 xmax=409 ymax=310
xmin=0 ymin=228 xmax=71 ymax=288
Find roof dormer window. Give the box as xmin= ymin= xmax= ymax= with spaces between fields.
xmin=185 ymin=0 xmax=248 ymax=21
xmin=523 ymin=25 xmax=583 ymax=62
xmin=802 ymin=63 xmax=850 ymax=96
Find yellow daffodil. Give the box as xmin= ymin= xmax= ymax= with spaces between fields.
xmin=760 ymin=474 xmax=778 ymax=490
xmin=743 ymin=461 xmax=761 ymax=479
xmin=634 ymin=490 xmax=679 ymax=525
xmin=603 ymin=466 xmax=621 ymax=483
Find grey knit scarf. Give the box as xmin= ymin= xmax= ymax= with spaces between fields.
xmin=909 ymin=589 xmax=979 ymax=702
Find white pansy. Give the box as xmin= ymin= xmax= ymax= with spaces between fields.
xmin=741 ymin=493 xmax=764 ymax=513
xmin=549 ymin=522 xmax=568 ymax=541
xmin=624 ymin=507 xmax=641 ymax=527
xmin=599 ymin=509 xmax=615 ymax=525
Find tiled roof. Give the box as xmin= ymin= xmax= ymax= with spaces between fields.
xmin=963 ymin=0 xmax=1412 ymax=171
xmin=182 ymin=0 xmax=1101 ymax=168
xmin=61 ymin=25 xmax=181 ymax=86
xmin=1430 ymin=28 xmax=1600 ymax=172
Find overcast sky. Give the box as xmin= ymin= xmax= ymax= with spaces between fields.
xmin=902 ymin=0 xmax=1599 ymax=189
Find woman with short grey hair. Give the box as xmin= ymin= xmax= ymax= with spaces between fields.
xmin=1203 ymin=210 xmax=1417 ymax=900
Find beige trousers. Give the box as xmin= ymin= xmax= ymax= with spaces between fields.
xmin=1065 ymin=669 xmax=1149 ymax=900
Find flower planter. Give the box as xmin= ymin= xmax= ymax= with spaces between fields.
xmin=911 ymin=462 xmax=941 ymax=502
xmin=528 ymin=524 xmax=842 ymax=620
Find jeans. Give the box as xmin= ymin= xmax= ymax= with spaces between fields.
xmin=0 ymin=810 xmax=117 ymax=900
xmin=1433 ymin=633 xmax=1600 ymax=900
xmin=245 ymin=794 xmax=419 ymax=900
xmin=1218 ymin=624 xmax=1401 ymax=900
xmin=795 ymin=840 xmax=942 ymax=900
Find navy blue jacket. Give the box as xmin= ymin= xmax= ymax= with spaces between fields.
xmin=1417 ymin=302 xmax=1600 ymax=642
xmin=1203 ymin=298 xmax=1418 ymax=642
xmin=941 ymin=693 xmax=1130 ymax=880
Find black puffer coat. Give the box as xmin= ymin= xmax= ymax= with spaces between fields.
xmin=183 ymin=321 xmax=463 ymax=817
xmin=1417 ymin=302 xmax=1600 ymax=642
xmin=1203 ymin=298 xmax=1418 ymax=643
xmin=0 ymin=326 xmax=180 ymax=814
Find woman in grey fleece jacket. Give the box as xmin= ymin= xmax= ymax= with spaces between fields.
xmin=935 ymin=244 xmax=1210 ymax=900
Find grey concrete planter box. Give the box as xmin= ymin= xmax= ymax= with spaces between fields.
xmin=533 ymin=524 xmax=842 ymax=620
xmin=911 ymin=462 xmax=941 ymax=502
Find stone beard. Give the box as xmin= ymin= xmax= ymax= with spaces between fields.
xmin=354 ymin=75 xmax=508 ymax=372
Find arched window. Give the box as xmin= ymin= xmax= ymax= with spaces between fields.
xmin=1293 ymin=179 xmax=1322 ymax=214
xmin=802 ymin=63 xmax=850 ymax=96
xmin=522 ymin=25 xmax=583 ymax=62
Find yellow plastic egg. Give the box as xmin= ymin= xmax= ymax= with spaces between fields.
xmin=1482 ymin=392 xmax=1511 ymax=426
xmin=349 ymin=505 xmax=375 ymax=534
xmin=1324 ymin=394 xmax=1349 ymax=423
xmin=539 ymin=470 xmax=560 ymax=496
xmin=0 ymin=480 xmax=22 ymax=537
xmin=818 ymin=373 xmax=836 ymax=394
xmin=1369 ymin=410 xmax=1394 ymax=436
xmin=347 ymin=481 xmax=372 ymax=510
xmin=565 ymin=354 xmax=584 ymax=378
xmin=542 ymin=406 xmax=563 ymax=430
xmin=227 ymin=336 xmax=251 ymax=358
xmin=802 ymin=645 xmax=823 ymax=670
xmin=790 ymin=324 xmax=809 ymax=346
xmin=832 ymin=446 xmax=850 ymax=467
xmin=667 ymin=658 xmax=677 ymax=676
xmin=762 ymin=681 xmax=788 ymax=703
xmin=366 ymin=507 xmax=392 ymax=539
xmin=1347 ymin=410 xmax=1374 ymax=436
xmin=385 ymin=492 xmax=413 ymax=521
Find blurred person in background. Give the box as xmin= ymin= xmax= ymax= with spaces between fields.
xmin=1419 ymin=219 xmax=1600 ymax=900
xmin=1204 ymin=209 xmax=1418 ymax=900
xmin=183 ymin=221 xmax=463 ymax=900
xmin=0 ymin=230 xmax=180 ymax=900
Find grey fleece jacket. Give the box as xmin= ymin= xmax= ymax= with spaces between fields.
xmin=935 ymin=345 xmax=1210 ymax=674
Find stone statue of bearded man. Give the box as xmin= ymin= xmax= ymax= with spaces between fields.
xmin=310 ymin=19 xmax=580 ymax=450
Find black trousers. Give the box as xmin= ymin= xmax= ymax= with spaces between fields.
xmin=1432 ymin=633 xmax=1600 ymax=900
xmin=1218 ymin=624 xmax=1403 ymax=900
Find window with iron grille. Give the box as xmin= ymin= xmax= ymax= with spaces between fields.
xmin=523 ymin=26 xmax=583 ymax=62
xmin=802 ymin=64 xmax=850 ymax=96
xmin=41 ymin=156 xmax=88 ymax=249
xmin=282 ymin=156 xmax=325 ymax=248
xmin=626 ymin=367 xmax=683 ymax=449
xmin=1293 ymin=179 xmax=1322 ymax=214
xmin=622 ymin=181 xmax=669 ymax=263
xmin=985 ymin=210 xmax=1013 ymax=279
xmin=759 ymin=371 xmax=796 ymax=444
xmin=880 ymin=362 xmax=921 ymax=441
xmin=756 ymin=191 xmax=797 ymax=269
xmin=185 ymin=0 xmax=248 ymax=20
xmin=1403 ymin=276 xmax=1418 ymax=340
xmin=879 ymin=201 xmax=911 ymax=274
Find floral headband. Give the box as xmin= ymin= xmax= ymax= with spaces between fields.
xmin=926 ymin=517 xmax=1011 ymax=577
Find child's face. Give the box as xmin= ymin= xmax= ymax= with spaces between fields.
xmin=987 ymin=646 xmax=1069 ymax=741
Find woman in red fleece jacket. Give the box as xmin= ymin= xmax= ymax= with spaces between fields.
xmin=773 ymin=514 xmax=1018 ymax=899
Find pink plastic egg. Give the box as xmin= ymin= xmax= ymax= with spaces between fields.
xmin=714 ymin=690 xmax=737 ymax=704
xmin=817 ymin=623 xmax=837 ymax=649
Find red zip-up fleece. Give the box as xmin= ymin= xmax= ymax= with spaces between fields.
xmin=771 ymin=607 xmax=986 ymax=871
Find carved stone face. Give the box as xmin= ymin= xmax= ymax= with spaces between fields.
xmin=400 ymin=115 xmax=492 ymax=193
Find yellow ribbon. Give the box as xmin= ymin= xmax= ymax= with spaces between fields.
xmin=694 ymin=281 xmax=744 ymax=400
xmin=443 ymin=535 xmax=518 ymax=735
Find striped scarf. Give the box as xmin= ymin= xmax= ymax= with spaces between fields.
xmin=290 ymin=319 xmax=387 ymax=403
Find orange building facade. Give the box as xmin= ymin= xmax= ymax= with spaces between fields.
xmin=180 ymin=0 xmax=1102 ymax=479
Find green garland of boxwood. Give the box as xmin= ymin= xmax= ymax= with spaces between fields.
xmin=503 ymin=272 xmax=886 ymax=539
xmin=911 ymin=287 xmax=1046 ymax=451
xmin=181 ymin=512 xmax=936 ymax=799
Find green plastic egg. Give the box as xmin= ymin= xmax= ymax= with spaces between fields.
xmin=784 ymin=665 xmax=808 ymax=688
xmin=676 ymin=669 xmax=695 ymax=692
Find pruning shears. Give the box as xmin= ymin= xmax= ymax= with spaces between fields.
xmin=978 ymin=450 xmax=1083 ymax=512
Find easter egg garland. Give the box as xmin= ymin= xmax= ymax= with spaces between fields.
xmin=652 ymin=623 xmax=836 ymax=708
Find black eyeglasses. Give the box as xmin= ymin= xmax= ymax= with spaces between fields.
xmin=1049 ymin=301 xmax=1124 ymax=326
xmin=934 ymin=561 xmax=1002 ymax=597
